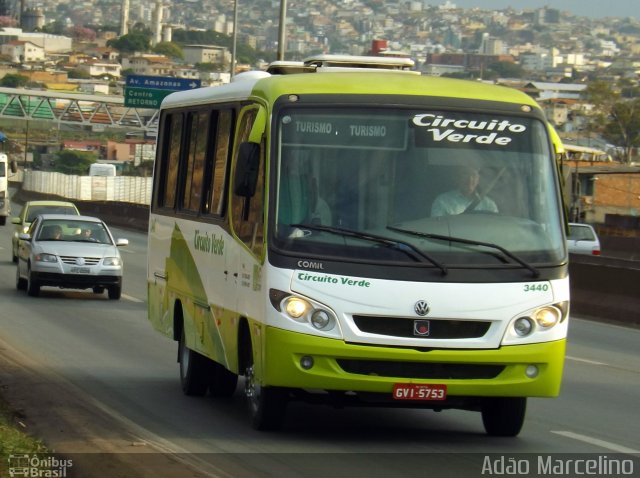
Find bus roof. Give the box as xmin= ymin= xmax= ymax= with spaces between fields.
xmin=161 ymin=55 xmax=541 ymax=112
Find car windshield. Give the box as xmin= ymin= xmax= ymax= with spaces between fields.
xmin=37 ymin=220 xmax=111 ymax=244
xmin=272 ymin=106 xmax=565 ymax=267
xmin=27 ymin=206 xmax=77 ymax=223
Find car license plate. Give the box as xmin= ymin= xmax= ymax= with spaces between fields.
xmin=70 ymin=267 xmax=91 ymax=274
xmin=392 ymin=383 xmax=447 ymax=401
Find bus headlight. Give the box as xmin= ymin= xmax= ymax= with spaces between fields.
xmin=271 ymin=289 xmax=337 ymax=331
xmin=311 ymin=309 xmax=333 ymax=330
xmin=513 ymin=317 xmax=534 ymax=336
xmin=284 ymin=297 xmax=310 ymax=319
xmin=534 ymin=306 xmax=561 ymax=328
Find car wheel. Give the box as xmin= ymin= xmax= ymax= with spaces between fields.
xmin=178 ymin=329 xmax=210 ymax=396
xmin=16 ymin=266 xmax=27 ymax=290
xmin=243 ymin=335 xmax=287 ymax=431
xmin=0 ymin=216 xmax=5 ymax=225
xmin=107 ymin=285 xmax=121 ymax=300
xmin=481 ymin=397 xmax=526 ymax=437
xmin=27 ymin=266 xmax=40 ymax=297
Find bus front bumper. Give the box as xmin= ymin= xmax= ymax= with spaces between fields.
xmin=261 ymin=326 xmax=566 ymax=398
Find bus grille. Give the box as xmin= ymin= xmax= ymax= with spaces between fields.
xmin=353 ymin=315 xmax=491 ymax=339
xmin=337 ymin=359 xmax=504 ymax=379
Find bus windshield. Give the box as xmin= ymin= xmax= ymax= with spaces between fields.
xmin=273 ymin=106 xmax=565 ymax=266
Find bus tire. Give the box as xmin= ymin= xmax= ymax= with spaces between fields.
xmin=178 ymin=329 xmax=210 ymax=396
xmin=481 ymin=397 xmax=526 ymax=437
xmin=209 ymin=361 xmax=238 ymax=398
xmin=243 ymin=338 xmax=287 ymax=431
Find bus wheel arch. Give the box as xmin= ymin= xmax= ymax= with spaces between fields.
xmin=238 ymin=316 xmax=287 ymax=431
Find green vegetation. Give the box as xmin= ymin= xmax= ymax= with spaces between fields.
xmin=584 ymin=80 xmax=640 ymax=163
xmin=53 ymin=150 xmax=97 ymax=175
xmin=0 ymin=397 xmax=48 ymax=476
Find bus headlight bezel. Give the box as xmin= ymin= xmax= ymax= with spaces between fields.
xmin=271 ymin=289 xmax=337 ymax=332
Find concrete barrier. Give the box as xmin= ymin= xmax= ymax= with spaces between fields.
xmin=10 ymin=186 xmax=639 ymax=328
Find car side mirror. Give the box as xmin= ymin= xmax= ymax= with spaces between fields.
xmin=11 ymin=217 xmax=21 ymax=225
xmin=116 ymin=238 xmax=129 ymax=246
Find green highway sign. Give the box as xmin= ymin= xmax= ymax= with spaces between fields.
xmin=124 ymin=88 xmax=175 ymax=109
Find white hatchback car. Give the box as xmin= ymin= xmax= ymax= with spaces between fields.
xmin=16 ymin=214 xmax=128 ymax=299
xmin=567 ymin=222 xmax=601 ymax=256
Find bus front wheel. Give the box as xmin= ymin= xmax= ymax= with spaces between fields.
xmin=243 ymin=339 xmax=287 ymax=431
xmin=178 ymin=330 xmax=209 ymax=396
xmin=481 ymin=397 xmax=527 ymax=437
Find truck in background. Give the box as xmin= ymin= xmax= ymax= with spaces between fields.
xmin=0 ymin=153 xmax=17 ymax=225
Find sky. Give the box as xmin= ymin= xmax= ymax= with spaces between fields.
xmin=447 ymin=1 xmax=638 ymax=20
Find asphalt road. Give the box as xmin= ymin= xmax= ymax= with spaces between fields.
xmin=0 ymin=203 xmax=639 ymax=478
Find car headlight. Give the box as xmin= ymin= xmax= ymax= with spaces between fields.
xmin=35 ymin=253 xmax=58 ymax=263
xmin=103 ymin=257 xmax=121 ymax=266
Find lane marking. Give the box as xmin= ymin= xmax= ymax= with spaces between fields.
xmin=566 ymin=355 xmax=606 ymax=366
xmin=551 ymin=431 xmax=640 ymax=454
xmin=122 ymin=294 xmax=144 ymax=303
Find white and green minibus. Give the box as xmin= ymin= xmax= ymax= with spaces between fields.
xmin=147 ymin=55 xmax=569 ymax=436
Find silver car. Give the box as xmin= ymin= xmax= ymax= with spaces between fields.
xmin=16 ymin=214 xmax=128 ymax=299
xmin=567 ymin=222 xmax=601 ymax=256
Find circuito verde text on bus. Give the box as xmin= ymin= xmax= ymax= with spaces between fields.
xmin=298 ymin=272 xmax=371 ymax=288
xmin=194 ymin=230 xmax=224 ymax=255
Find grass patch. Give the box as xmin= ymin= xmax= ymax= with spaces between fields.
xmin=0 ymin=394 xmax=48 ymax=475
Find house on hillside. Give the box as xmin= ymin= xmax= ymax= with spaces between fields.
xmin=1 ymin=40 xmax=44 ymax=63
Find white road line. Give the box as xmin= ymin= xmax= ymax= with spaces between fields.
xmin=551 ymin=431 xmax=640 ymax=454
xmin=122 ymin=293 xmax=144 ymax=303
xmin=566 ymin=355 xmax=607 ymax=366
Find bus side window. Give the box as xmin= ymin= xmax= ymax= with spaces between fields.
xmin=156 ymin=113 xmax=184 ymax=210
xmin=204 ymin=109 xmax=234 ymax=217
xmin=182 ymin=110 xmax=210 ymax=212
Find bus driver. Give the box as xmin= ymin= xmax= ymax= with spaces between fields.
xmin=431 ymin=165 xmax=498 ymax=217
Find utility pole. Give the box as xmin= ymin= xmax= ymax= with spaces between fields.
xmin=277 ymin=0 xmax=287 ymax=61
xmin=231 ymin=0 xmax=238 ymax=78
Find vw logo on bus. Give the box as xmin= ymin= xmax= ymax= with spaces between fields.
xmin=414 ymin=300 xmax=430 ymax=316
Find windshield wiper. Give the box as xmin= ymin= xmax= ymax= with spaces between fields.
xmin=387 ymin=225 xmax=539 ymax=278
xmin=289 ymin=223 xmax=447 ymax=275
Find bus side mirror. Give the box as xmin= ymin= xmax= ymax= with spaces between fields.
xmin=10 ymin=160 xmax=17 ymax=173
xmin=234 ymin=142 xmax=261 ymax=198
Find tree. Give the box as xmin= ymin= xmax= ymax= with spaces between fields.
xmin=53 ymin=150 xmax=97 ymax=175
xmin=487 ymin=61 xmax=525 ymax=79
xmin=0 ymin=74 xmax=29 ymax=88
xmin=152 ymin=42 xmax=184 ymax=60
xmin=603 ymin=99 xmax=640 ymax=163
xmin=107 ymin=32 xmax=150 ymax=53
xmin=585 ymin=80 xmax=640 ymax=163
